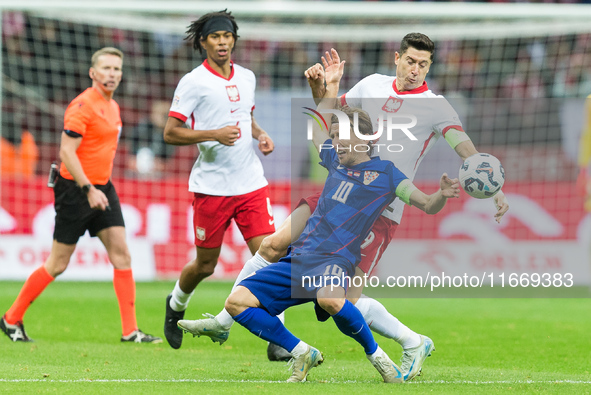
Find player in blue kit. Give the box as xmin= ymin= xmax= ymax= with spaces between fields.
xmin=220 ymin=54 xmax=460 ymax=383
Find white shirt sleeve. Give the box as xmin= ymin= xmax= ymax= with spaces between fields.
xmin=169 ymin=73 xmax=200 ymax=122
xmin=431 ymin=98 xmax=464 ymax=136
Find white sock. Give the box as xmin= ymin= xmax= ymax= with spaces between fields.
xmin=215 ymin=252 xmax=273 ymax=330
xmin=366 ymin=345 xmax=385 ymax=363
xmin=290 ymin=340 xmax=309 ymax=358
xmin=170 ymin=280 xmax=194 ymax=312
xmin=355 ymin=296 xmax=421 ymax=350
xmin=231 ymin=252 xmax=271 ymax=292
xmin=216 ymin=309 xmax=235 ymax=330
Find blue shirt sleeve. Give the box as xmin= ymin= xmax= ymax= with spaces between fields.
xmin=388 ymin=163 xmax=409 ymax=191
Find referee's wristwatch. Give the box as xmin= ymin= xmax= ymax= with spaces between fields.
xmin=81 ymin=184 xmax=92 ymax=195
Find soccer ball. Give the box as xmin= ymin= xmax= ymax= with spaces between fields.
xmin=459 ymin=153 xmax=505 ymax=199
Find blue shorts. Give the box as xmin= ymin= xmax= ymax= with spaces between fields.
xmin=238 ymin=253 xmax=354 ymax=317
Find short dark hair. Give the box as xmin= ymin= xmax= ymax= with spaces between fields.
xmin=400 ymin=33 xmax=435 ymax=62
xmin=185 ymin=9 xmax=239 ymax=54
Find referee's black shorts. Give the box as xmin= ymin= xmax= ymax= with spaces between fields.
xmin=53 ymin=175 xmax=125 ymax=244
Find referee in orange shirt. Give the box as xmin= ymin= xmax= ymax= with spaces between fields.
xmin=1 ymin=47 xmax=161 ymax=343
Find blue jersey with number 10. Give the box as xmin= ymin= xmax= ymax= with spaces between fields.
xmin=291 ymin=141 xmax=408 ymax=265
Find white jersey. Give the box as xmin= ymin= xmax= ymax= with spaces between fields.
xmin=343 ymin=74 xmax=464 ymax=223
xmin=169 ymin=60 xmax=267 ymax=196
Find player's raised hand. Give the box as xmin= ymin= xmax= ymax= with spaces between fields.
xmin=321 ymin=48 xmax=345 ymax=86
xmin=217 ymin=125 xmax=240 ymax=146
xmin=258 ymin=133 xmax=274 ymax=156
xmin=492 ymin=190 xmax=509 ymax=223
xmin=439 ymin=173 xmax=461 ymax=198
xmin=305 ymin=63 xmax=326 ymax=103
xmin=305 ymin=63 xmax=325 ymax=87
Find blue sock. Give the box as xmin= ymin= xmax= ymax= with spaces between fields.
xmin=332 ymin=300 xmax=378 ymax=355
xmin=233 ymin=307 xmax=300 ymax=352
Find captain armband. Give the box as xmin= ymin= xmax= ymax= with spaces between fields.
xmin=395 ymin=179 xmax=418 ymax=206
xmin=444 ymin=128 xmax=470 ymax=149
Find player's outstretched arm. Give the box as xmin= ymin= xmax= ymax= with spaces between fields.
xmin=454 ymin=138 xmax=509 ymax=223
xmin=304 ymin=63 xmax=326 ymax=105
xmin=407 ymin=173 xmax=460 ymax=215
xmin=309 ymin=49 xmax=345 ymax=151
xmin=163 ymin=116 xmax=240 ymax=146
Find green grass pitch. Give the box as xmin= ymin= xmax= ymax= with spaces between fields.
xmin=1 ymin=280 xmax=590 ymax=394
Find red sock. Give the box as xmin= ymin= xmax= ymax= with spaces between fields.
xmin=113 ymin=268 xmax=138 ymax=336
xmin=5 ymin=266 xmax=54 ymax=324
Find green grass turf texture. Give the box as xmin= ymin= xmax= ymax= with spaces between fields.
xmin=1 ymin=280 xmax=590 ymax=394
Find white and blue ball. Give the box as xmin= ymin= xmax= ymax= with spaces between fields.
xmin=459 ymin=153 xmax=505 ymax=199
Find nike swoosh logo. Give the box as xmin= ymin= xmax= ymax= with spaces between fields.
xmin=404 ymin=359 xmax=416 ymax=380
xmin=351 ymin=325 xmax=363 ymax=335
xmin=230 ymin=108 xmax=239 ymax=113
xmin=301 ymin=350 xmax=319 ymax=371
xmin=269 ymin=218 xmax=274 ymax=225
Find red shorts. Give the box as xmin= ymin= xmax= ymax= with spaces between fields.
xmin=297 ymin=192 xmax=398 ymax=275
xmin=296 ymin=191 xmax=322 ymax=212
xmin=358 ymin=216 xmax=398 ymax=275
xmin=192 ymin=186 xmax=275 ymax=248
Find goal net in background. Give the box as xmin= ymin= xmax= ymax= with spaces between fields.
xmin=1 ymin=1 xmax=591 ymax=290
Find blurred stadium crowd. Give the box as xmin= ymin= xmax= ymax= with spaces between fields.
xmin=2 ymin=11 xmax=590 ymax=180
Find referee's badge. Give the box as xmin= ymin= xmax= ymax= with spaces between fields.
xmin=196 ymin=226 xmax=206 ymax=241
xmin=226 ymin=85 xmax=240 ymax=102
xmin=364 ymin=171 xmax=379 ymax=185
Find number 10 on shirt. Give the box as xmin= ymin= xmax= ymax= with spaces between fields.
xmin=333 ymin=181 xmax=354 ymax=203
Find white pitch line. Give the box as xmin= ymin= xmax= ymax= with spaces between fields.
xmin=1 ymin=379 xmax=591 ymax=384
xmin=416 ymin=380 xmax=591 ymax=385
